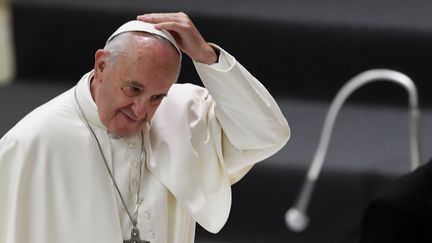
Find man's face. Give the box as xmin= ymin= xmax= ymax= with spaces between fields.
xmin=91 ymin=37 xmax=180 ymax=138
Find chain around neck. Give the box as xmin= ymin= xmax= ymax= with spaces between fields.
xmin=74 ymin=86 xmax=145 ymax=228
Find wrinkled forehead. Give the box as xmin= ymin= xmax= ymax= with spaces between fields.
xmin=107 ymin=20 xmax=181 ymax=56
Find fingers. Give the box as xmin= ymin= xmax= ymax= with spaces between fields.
xmin=137 ymin=12 xmax=191 ymax=34
xmin=137 ymin=12 xmax=189 ymax=25
xmin=154 ymin=22 xmax=190 ymax=37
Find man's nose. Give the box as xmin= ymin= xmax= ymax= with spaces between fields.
xmin=131 ymin=98 xmax=148 ymax=120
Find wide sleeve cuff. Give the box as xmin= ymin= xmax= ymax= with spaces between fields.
xmin=193 ymin=43 xmax=236 ymax=72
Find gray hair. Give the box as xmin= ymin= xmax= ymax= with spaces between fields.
xmin=103 ymin=32 xmax=131 ymax=66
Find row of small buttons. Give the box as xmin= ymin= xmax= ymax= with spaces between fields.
xmin=126 ymin=135 xmax=141 ymax=191
xmin=126 ymin=136 xmax=156 ymax=241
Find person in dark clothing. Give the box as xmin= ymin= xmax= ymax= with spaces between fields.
xmin=360 ymin=158 xmax=432 ymax=243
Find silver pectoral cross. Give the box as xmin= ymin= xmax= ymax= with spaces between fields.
xmin=123 ymin=226 xmax=150 ymax=243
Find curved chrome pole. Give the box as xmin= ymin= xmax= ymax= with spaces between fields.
xmin=285 ymin=69 xmax=421 ymax=232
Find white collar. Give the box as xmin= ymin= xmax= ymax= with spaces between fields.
xmin=75 ymin=70 xmax=107 ymax=130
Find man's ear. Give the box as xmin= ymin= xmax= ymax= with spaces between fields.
xmin=94 ymin=49 xmax=108 ymax=78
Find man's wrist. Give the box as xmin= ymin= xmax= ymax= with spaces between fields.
xmin=212 ymin=46 xmax=220 ymax=64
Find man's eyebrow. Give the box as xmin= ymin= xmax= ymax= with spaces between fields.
xmin=126 ymin=81 xmax=168 ymax=96
xmin=127 ymin=81 xmax=145 ymax=89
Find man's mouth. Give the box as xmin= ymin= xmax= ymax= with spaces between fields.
xmin=120 ymin=109 xmax=140 ymax=122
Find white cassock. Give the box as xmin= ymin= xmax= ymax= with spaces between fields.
xmin=0 ymin=46 xmax=290 ymax=243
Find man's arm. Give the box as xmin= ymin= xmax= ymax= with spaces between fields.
xmin=193 ymin=46 xmax=290 ymax=183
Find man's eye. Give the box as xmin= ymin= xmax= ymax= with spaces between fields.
xmin=122 ymin=85 xmax=141 ymax=97
xmin=150 ymin=95 xmax=166 ymax=106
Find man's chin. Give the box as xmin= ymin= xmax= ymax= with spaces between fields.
xmin=104 ymin=116 xmax=146 ymax=138
xmin=108 ymin=126 xmax=143 ymax=139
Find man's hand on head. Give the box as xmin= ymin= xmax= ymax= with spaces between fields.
xmin=137 ymin=12 xmax=218 ymax=65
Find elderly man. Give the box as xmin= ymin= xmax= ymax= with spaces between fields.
xmin=0 ymin=13 xmax=289 ymax=243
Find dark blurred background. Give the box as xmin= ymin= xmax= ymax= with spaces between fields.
xmin=1 ymin=0 xmax=432 ymax=242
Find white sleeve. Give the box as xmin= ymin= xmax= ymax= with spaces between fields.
xmin=193 ymin=44 xmax=290 ymax=184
